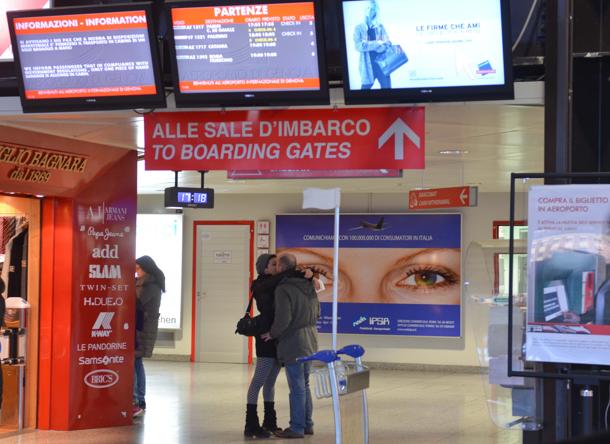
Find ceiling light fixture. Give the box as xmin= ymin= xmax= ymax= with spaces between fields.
xmin=438 ymin=149 xmax=469 ymax=155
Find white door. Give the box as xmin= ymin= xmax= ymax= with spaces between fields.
xmin=194 ymin=223 xmax=252 ymax=363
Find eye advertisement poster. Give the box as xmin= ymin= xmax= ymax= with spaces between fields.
xmin=525 ymin=185 xmax=610 ymax=365
xmin=276 ymin=213 xmax=461 ymax=337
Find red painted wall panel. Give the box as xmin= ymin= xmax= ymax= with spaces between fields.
xmin=37 ymin=152 xmax=137 ymax=430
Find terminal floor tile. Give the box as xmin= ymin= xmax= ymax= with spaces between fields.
xmin=0 ymin=361 xmax=521 ymax=444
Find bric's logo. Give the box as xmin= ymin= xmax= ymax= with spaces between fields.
xmin=352 ymin=316 xmax=367 ymax=327
xmin=84 ymin=369 xmax=119 ymax=389
xmin=91 ymin=312 xmax=114 ymax=337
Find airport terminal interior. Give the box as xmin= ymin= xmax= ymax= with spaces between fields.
xmin=2 ymin=0 xmax=610 ymax=443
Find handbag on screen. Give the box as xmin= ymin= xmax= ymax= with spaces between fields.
xmin=375 ymin=44 xmax=408 ymax=77
xmin=235 ymin=294 xmax=260 ymax=336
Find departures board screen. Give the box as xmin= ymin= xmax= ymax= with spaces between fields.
xmin=168 ymin=0 xmax=328 ymax=107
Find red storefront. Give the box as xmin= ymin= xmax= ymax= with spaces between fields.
xmin=0 ymin=124 xmax=136 ymax=434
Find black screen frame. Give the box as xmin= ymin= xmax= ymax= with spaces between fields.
xmin=337 ymin=0 xmax=514 ymax=105
xmin=7 ymin=2 xmax=167 ymax=113
xmin=165 ymin=0 xmax=329 ymax=108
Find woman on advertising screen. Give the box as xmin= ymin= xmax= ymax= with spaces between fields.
xmin=278 ymin=247 xmax=461 ymax=305
xmin=354 ymin=0 xmax=393 ymax=89
xmin=133 ymin=255 xmax=165 ymax=418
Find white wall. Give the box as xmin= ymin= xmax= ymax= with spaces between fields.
xmin=138 ymin=191 xmax=525 ymax=367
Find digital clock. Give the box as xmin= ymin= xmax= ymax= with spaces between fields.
xmin=164 ymin=187 xmax=215 ymax=209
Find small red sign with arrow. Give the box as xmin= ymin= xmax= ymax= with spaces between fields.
xmin=409 ymin=186 xmax=478 ymax=210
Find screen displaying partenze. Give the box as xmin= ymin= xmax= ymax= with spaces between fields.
xmin=11 ymin=10 xmax=158 ymax=99
xmin=171 ymin=2 xmax=322 ymax=93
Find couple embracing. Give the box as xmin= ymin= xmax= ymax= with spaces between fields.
xmin=244 ymin=253 xmax=320 ymax=440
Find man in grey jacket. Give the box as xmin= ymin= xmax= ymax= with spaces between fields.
xmin=262 ymin=254 xmax=320 ymax=439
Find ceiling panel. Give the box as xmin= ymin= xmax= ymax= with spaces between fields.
xmin=0 ymin=96 xmax=544 ymax=195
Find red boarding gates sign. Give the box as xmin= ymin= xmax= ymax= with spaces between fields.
xmin=144 ymin=107 xmax=425 ymax=170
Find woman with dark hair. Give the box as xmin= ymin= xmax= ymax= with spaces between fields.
xmin=133 ymin=255 xmax=165 ymax=418
xmin=244 ymin=254 xmax=310 ymax=438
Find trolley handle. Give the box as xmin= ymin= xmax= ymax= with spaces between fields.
xmin=297 ymin=350 xmax=338 ymax=364
xmin=336 ymin=344 xmax=365 ymax=359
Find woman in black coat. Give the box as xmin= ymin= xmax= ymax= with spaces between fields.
xmin=244 ymin=254 xmax=307 ymax=438
xmin=133 ymin=255 xmax=165 ymax=417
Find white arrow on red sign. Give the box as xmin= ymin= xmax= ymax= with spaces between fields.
xmin=409 ymin=186 xmax=478 ymax=210
xmin=377 ymin=118 xmax=421 ymax=160
xmin=459 ymin=187 xmax=468 ymax=205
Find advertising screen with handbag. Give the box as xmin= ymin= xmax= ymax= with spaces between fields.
xmin=338 ymin=0 xmax=513 ymax=104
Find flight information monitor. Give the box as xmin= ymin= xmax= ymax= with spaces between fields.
xmin=167 ymin=0 xmax=329 ymax=107
xmin=7 ymin=4 xmax=166 ymax=112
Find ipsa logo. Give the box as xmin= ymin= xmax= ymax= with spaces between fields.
xmin=369 ymin=317 xmax=390 ymax=326
xmin=84 ymin=369 xmax=119 ymax=388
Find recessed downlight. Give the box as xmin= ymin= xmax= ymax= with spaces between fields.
xmin=438 ymin=149 xmax=469 ymax=155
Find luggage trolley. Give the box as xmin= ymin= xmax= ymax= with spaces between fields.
xmin=298 ymin=345 xmax=370 ymax=444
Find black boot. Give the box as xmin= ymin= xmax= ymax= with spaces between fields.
xmin=244 ymin=404 xmax=271 ymax=439
xmin=262 ymin=401 xmax=282 ymax=434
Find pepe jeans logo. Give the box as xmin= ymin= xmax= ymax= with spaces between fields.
xmin=82 ymin=226 xmax=127 ymax=240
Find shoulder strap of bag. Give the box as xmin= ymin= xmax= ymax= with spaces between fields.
xmin=245 ymin=292 xmax=254 ymax=314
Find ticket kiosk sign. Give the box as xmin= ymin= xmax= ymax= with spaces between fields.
xmin=144 ymin=107 xmax=425 ymax=170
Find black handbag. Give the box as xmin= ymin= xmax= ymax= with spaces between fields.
xmin=375 ymin=44 xmax=408 ymax=77
xmin=235 ymin=294 xmax=260 ymax=336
